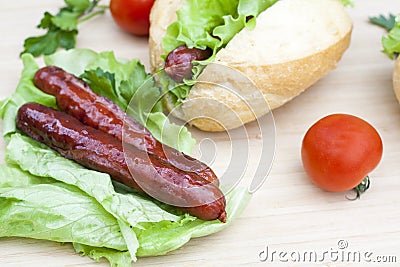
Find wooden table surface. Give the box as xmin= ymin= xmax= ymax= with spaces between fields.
xmin=1 ymin=0 xmax=400 ymax=266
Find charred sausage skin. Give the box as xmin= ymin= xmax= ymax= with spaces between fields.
xmin=16 ymin=103 xmax=227 ymax=222
xmin=33 ymin=66 xmax=219 ymax=185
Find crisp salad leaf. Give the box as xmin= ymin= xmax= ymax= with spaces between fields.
xmin=73 ymin=243 xmax=132 ymax=267
xmin=0 ymin=48 xmax=251 ymax=266
xmin=382 ymin=15 xmax=400 ymax=59
xmin=339 ymin=0 xmax=353 ymax=7
xmin=0 ymin=166 xmax=127 ymax=251
xmin=162 ymin=0 xmax=279 ymax=56
xmin=0 ymin=54 xmax=56 ymax=140
xmin=370 ymin=13 xmax=400 ymax=59
xmin=21 ymin=0 xmax=107 ymax=57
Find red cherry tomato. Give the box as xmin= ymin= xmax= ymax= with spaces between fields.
xmin=301 ymin=114 xmax=383 ymax=193
xmin=110 ymin=0 xmax=155 ymax=36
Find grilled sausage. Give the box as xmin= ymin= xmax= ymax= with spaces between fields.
xmin=16 ymin=102 xmax=227 ymax=222
xmin=33 ymin=66 xmax=219 ymax=186
xmin=165 ymin=45 xmax=212 ymax=82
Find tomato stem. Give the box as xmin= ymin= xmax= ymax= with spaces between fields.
xmin=346 ymin=176 xmax=370 ymax=201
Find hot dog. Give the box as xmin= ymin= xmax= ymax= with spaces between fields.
xmin=149 ymin=0 xmax=353 ymax=131
xmin=16 ymin=102 xmax=227 ymax=222
xmin=33 ymin=65 xmax=219 ymax=185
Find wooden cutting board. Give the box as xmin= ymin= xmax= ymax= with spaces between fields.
xmin=1 ymin=0 xmax=400 ymax=266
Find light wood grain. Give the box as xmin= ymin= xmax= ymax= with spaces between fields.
xmin=1 ymin=0 xmax=400 ymax=266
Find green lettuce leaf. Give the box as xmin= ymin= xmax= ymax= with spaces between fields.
xmin=135 ymin=187 xmax=251 ymax=257
xmin=0 ymin=54 xmax=56 ymax=140
xmin=5 ymin=133 xmax=181 ymax=259
xmin=370 ymin=13 xmax=400 ymax=59
xmin=162 ymin=0 xmax=278 ymax=56
xmin=3 ymin=134 xmax=251 ymax=263
xmin=382 ymin=14 xmax=400 ymax=59
xmin=339 ymin=0 xmax=354 ymax=7
xmin=0 ymin=165 xmax=127 ymax=251
xmin=73 ymin=243 xmax=132 ymax=267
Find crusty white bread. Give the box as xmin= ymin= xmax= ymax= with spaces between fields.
xmin=149 ymin=0 xmax=186 ymax=73
xmin=149 ymin=0 xmax=353 ymax=131
xmin=393 ymin=57 xmax=400 ymax=103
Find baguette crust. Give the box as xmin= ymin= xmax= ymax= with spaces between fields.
xmin=149 ymin=0 xmax=185 ymax=73
xmin=393 ymin=57 xmax=400 ymax=103
xmin=149 ymin=0 xmax=353 ymax=131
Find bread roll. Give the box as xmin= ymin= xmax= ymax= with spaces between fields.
xmin=393 ymin=57 xmax=400 ymax=103
xmin=149 ymin=0 xmax=353 ymax=131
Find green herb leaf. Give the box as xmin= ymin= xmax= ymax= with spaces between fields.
xmin=371 ymin=14 xmax=400 ymax=59
xmin=38 ymin=12 xmax=54 ymax=29
xmin=80 ymin=68 xmax=123 ymax=107
xmin=58 ymin=30 xmax=77 ymax=49
xmin=52 ymin=11 xmax=80 ymax=31
xmin=119 ymin=63 xmax=153 ymax=106
xmin=65 ymin=0 xmax=92 ymax=13
xmin=22 ymin=32 xmax=64 ymax=57
xmin=21 ymin=0 xmax=106 ymax=57
xmin=370 ymin=14 xmax=396 ymax=31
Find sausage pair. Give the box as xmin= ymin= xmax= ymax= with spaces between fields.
xmin=17 ymin=103 xmax=226 ymax=221
xmin=34 ymin=66 xmax=219 ymax=185
xmin=15 ymin=66 xmax=227 ymax=222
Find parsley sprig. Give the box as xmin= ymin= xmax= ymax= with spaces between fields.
xmin=370 ymin=14 xmax=396 ymax=32
xmin=370 ymin=13 xmax=400 ymax=59
xmin=21 ymin=0 xmax=108 ymax=57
